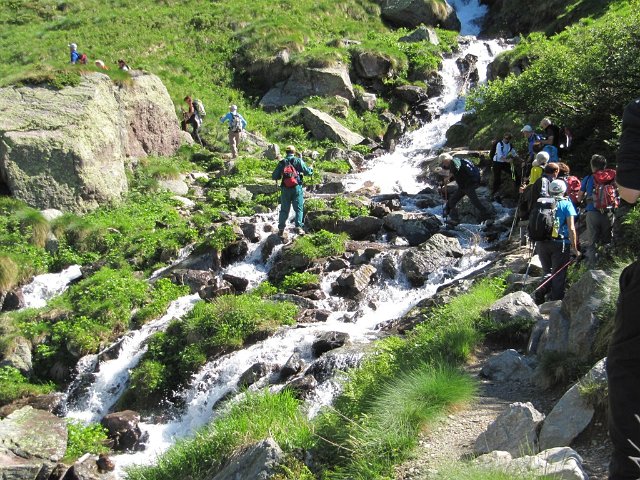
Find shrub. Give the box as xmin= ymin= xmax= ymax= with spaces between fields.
xmin=65 ymin=420 xmax=109 ymax=461
xmin=0 ymin=366 xmax=55 ymax=406
xmin=290 ymin=230 xmax=348 ymax=261
xmin=280 ymin=272 xmax=319 ymax=292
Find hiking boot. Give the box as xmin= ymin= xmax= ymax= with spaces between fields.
xmin=278 ymin=228 xmax=285 ymax=237
xmin=294 ymin=227 xmax=306 ymax=236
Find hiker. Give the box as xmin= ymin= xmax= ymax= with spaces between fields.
xmin=557 ymin=162 xmax=581 ymax=207
xmin=576 ymin=155 xmax=615 ymax=266
xmin=439 ymin=153 xmax=491 ymax=225
xmin=220 ymin=104 xmax=247 ymax=159
xmin=529 ymin=151 xmax=549 ymax=185
xmin=117 ymin=59 xmax=130 ymax=71
xmin=181 ymin=95 xmax=203 ymax=146
xmin=539 ymin=118 xmax=561 ymax=150
xmin=490 ymin=132 xmax=519 ymax=201
xmin=95 ymin=60 xmax=108 ymax=70
xmin=521 ymin=124 xmax=541 ymax=164
xmin=521 ymin=162 xmax=560 ymax=219
xmin=533 ymin=179 xmax=579 ymax=304
xmin=69 ymin=43 xmax=86 ymax=64
xmin=606 ymin=100 xmax=640 ymax=480
xmin=272 ymin=145 xmax=313 ymax=237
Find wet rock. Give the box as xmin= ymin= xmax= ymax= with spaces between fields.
xmin=400 ymin=233 xmax=464 ymax=287
xmin=222 ymin=274 xmax=249 ymax=293
xmin=383 ymin=212 xmax=442 ymax=246
xmin=312 ymin=331 xmax=350 ymax=357
xmin=239 ymin=222 xmax=260 ymax=242
xmin=267 ymin=245 xmax=314 ymax=284
xmin=1 ymin=289 xmax=25 ymax=311
xmin=238 ymin=363 xmax=272 ymax=388
xmin=305 ymin=344 xmax=363 ymax=382
xmin=101 ymin=410 xmax=147 ymax=452
xmin=337 ymin=216 xmax=383 ymax=240
xmin=64 ymin=453 xmax=117 ymax=479
xmin=169 ymin=269 xmax=216 ymax=294
xmin=280 ymin=352 xmax=304 ymax=380
xmin=393 ymin=85 xmax=428 ymax=104
xmin=380 ymin=254 xmax=397 ymax=279
xmin=270 ymin=293 xmax=316 ymax=310
xmin=325 ymin=257 xmax=350 ymax=272
xmin=285 ymin=375 xmax=318 ymax=400
xmin=220 ymin=240 xmax=249 ymax=267
xmin=333 ymin=264 xmax=377 ymax=298
xmin=198 ymin=278 xmax=235 ymax=301
xmin=261 ymin=233 xmax=285 ymax=263
xmin=205 ymin=437 xmax=284 ymax=480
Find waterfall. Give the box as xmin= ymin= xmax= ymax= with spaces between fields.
xmin=21 ymin=264 xmax=83 ymax=309
xmin=57 ymin=1 xmax=510 ymax=476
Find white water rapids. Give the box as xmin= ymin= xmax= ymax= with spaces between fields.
xmin=13 ymin=1 xmax=512 ymax=476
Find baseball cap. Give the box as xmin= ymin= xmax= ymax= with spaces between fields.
xmin=521 ymin=125 xmax=533 ymax=133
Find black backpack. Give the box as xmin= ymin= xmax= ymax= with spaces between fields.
xmin=459 ymin=158 xmax=481 ymax=184
xmin=528 ymin=197 xmax=558 ymax=241
xmin=489 ymin=139 xmax=502 ymax=162
xmin=558 ymin=126 xmax=573 ymax=152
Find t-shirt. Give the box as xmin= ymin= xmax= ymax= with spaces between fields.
xmin=580 ymin=175 xmax=596 ymax=212
xmin=554 ymin=197 xmax=577 ymax=240
xmin=494 ymin=141 xmax=516 ymax=163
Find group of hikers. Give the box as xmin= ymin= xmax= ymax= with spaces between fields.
xmin=439 ymin=100 xmax=640 ymax=480
xmin=69 ymin=43 xmax=129 ymax=72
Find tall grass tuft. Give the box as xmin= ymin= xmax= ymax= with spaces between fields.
xmin=15 ymin=207 xmax=49 ymax=248
xmin=0 ymin=256 xmax=19 ymax=292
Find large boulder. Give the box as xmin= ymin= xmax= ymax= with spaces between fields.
xmin=260 ymin=64 xmax=355 ymax=111
xmin=0 ymin=335 xmax=33 ymax=377
xmin=384 ymin=212 xmax=442 ymax=246
xmin=487 ymin=292 xmax=542 ymax=325
xmin=100 ymin=410 xmax=147 ymax=452
xmin=475 ymin=447 xmax=588 ymax=480
xmin=539 ymin=359 xmax=607 ymax=450
xmin=353 ymin=51 xmax=394 ymax=80
xmin=299 ymin=107 xmax=365 ymax=146
xmin=380 ymin=0 xmax=461 ymax=30
xmin=480 ymin=349 xmax=535 ymax=383
xmin=474 ymin=402 xmax=545 ymax=457
xmin=206 ymin=437 xmax=284 ymax=480
xmin=400 ymin=233 xmax=464 ymax=286
xmin=0 ymin=72 xmax=182 ymax=212
xmin=0 ymin=406 xmax=67 ymax=479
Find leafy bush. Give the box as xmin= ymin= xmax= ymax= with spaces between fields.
xmin=65 ymin=420 xmax=109 ymax=461
xmin=0 ymin=366 xmax=54 ymax=406
xmin=133 ymin=278 xmax=191 ymax=326
xmin=330 ymin=197 xmax=369 ymax=220
xmin=279 ymin=272 xmax=319 ymax=292
xmin=290 ymin=230 xmax=348 ymax=261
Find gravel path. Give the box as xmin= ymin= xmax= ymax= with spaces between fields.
xmin=394 ymin=346 xmax=611 ymax=479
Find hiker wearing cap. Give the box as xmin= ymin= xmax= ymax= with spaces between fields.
xmin=182 ymin=95 xmax=202 ymax=146
xmin=220 ymin=105 xmax=247 ymax=159
xmin=521 ymin=124 xmax=541 ymax=164
xmin=605 ymin=99 xmax=640 ymax=480
xmin=490 ymin=132 xmax=519 ymax=201
xmin=519 ymin=161 xmax=559 ymax=222
xmin=69 ymin=43 xmax=81 ymax=64
xmin=439 ymin=153 xmax=491 ymax=225
xmin=533 ymin=179 xmax=578 ymax=304
xmin=272 ymin=145 xmax=313 ymax=237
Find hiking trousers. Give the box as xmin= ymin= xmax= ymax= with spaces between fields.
xmin=183 ymin=116 xmax=202 ymax=145
xmin=228 ymin=130 xmax=241 ymax=158
xmin=491 ymin=161 xmax=520 ymax=196
xmin=607 ymin=260 xmax=640 ymax=480
xmin=535 ymin=240 xmax=571 ymax=301
xmin=278 ymin=185 xmax=305 ymax=230
xmin=584 ymin=210 xmax=612 ymax=266
xmin=446 ymin=183 xmax=490 ymax=221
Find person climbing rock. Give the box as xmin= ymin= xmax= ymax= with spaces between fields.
xmin=181 ymin=95 xmax=203 ymax=146
xmin=272 ymin=145 xmax=313 ymax=237
xmin=220 ymin=104 xmax=247 ymax=159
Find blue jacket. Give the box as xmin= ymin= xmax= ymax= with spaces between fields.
xmin=70 ymin=50 xmax=81 ymax=64
xmin=220 ymin=112 xmax=247 ymax=130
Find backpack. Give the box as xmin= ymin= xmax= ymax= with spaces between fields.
xmin=591 ymin=169 xmax=619 ymax=210
xmin=78 ymin=53 xmax=88 ymax=65
xmin=459 ymin=158 xmax=481 ymax=184
xmin=528 ymin=197 xmax=558 ymax=241
xmin=489 ymin=139 xmax=502 ymax=162
xmin=230 ymin=113 xmax=243 ymax=132
xmin=565 ymin=175 xmax=581 ymax=206
xmin=193 ymin=99 xmax=206 ymax=117
xmin=282 ymin=159 xmax=300 ymax=188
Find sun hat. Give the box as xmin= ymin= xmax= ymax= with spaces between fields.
xmin=285 ymin=145 xmax=296 ymax=153
xmin=532 ymin=151 xmax=550 ymax=167
xmin=521 ymin=125 xmax=533 ymax=133
xmin=549 ymin=179 xmax=567 ymax=196
xmin=69 ymin=43 xmax=77 ymax=50
xmin=229 ymin=104 xmax=237 ymax=111
xmin=438 ymin=152 xmax=453 ymax=163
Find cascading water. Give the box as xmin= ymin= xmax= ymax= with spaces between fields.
xmin=58 ymin=1 xmax=510 ymax=475
xmin=20 ymin=264 xmax=83 ymax=309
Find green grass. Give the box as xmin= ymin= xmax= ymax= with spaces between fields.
xmin=435 ymin=462 xmax=541 ymax=479
xmin=65 ymin=420 xmax=109 ymax=462
xmin=0 ymin=366 xmax=55 ymax=406
xmin=125 ymin=389 xmax=314 ymax=480
xmin=290 ymin=230 xmax=348 ymax=261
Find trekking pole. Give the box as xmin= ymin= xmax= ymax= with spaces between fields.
xmin=533 ymin=257 xmax=576 ymax=293
xmin=442 ymin=181 xmax=449 ymax=225
xmin=508 ymin=192 xmax=523 ymax=240
xmin=522 ymin=241 xmax=536 ymax=289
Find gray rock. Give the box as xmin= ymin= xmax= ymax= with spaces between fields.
xmin=280 ymin=352 xmax=304 ymax=380
xmin=399 ymin=25 xmax=439 ymax=44
xmin=299 ymin=107 xmax=365 ymax=146
xmin=0 ymin=406 xmax=67 ymax=479
xmin=334 ymin=264 xmax=377 ymax=298
xmin=474 ymin=402 xmax=545 ymax=457
xmin=66 ymin=453 xmax=117 ymax=479
xmin=383 ymin=212 xmax=442 ymax=246
xmin=475 ymin=447 xmax=588 ymax=480
xmin=260 ymin=64 xmax=354 ymax=111
xmin=169 ymin=269 xmax=216 ymax=295
xmin=356 ymin=92 xmax=377 ymax=111
xmin=0 ymin=72 xmax=181 ymax=213
xmin=157 ymin=178 xmax=189 ymax=196
xmin=285 ymin=375 xmax=318 ymax=400
xmin=264 ymin=143 xmax=280 ymax=160
xmin=353 ymin=51 xmax=393 ymax=80
xmin=393 ymin=85 xmax=428 ymax=104
xmin=101 ymin=410 xmax=147 ymax=452
xmin=198 ymin=278 xmax=235 ymax=300
xmin=539 ymin=359 xmax=607 ymax=450
xmin=481 ymin=349 xmax=535 ymax=383
xmin=527 ymin=319 xmax=549 ymax=355
xmin=207 ymin=437 xmax=284 ymax=480
xmin=222 ymin=274 xmax=249 ymax=293
xmin=312 ymin=331 xmax=350 ymax=357
xmin=40 ymin=208 xmax=64 ymax=222
xmin=305 ymin=344 xmax=364 ymax=382
xmin=238 ymin=363 xmax=272 ymax=388
xmin=0 ymin=336 xmax=32 ymax=377
xmin=1 ymin=289 xmax=25 ymax=312
xmin=380 ymin=0 xmax=460 ymax=30
xmin=270 ymin=293 xmax=316 ymax=310
xmin=487 ymin=291 xmax=542 ymax=325
xmin=400 ymin=233 xmax=464 ymax=287
xmin=337 ymin=216 xmax=382 ymax=240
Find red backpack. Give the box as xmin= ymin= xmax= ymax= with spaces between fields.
xmin=565 ymin=175 xmax=581 ymax=206
xmin=592 ymin=169 xmax=619 ymax=211
xmin=282 ymin=160 xmax=299 ymax=188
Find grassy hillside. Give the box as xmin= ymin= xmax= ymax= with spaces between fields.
xmin=0 ymin=0 xmax=456 ymax=148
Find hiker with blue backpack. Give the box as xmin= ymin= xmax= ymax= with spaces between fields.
xmin=272 ymin=145 xmax=313 ymax=237
xmin=220 ymin=104 xmax=247 ymax=159
xmin=438 ymin=153 xmax=491 ymax=225
xmin=182 ymin=95 xmax=203 ymax=146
